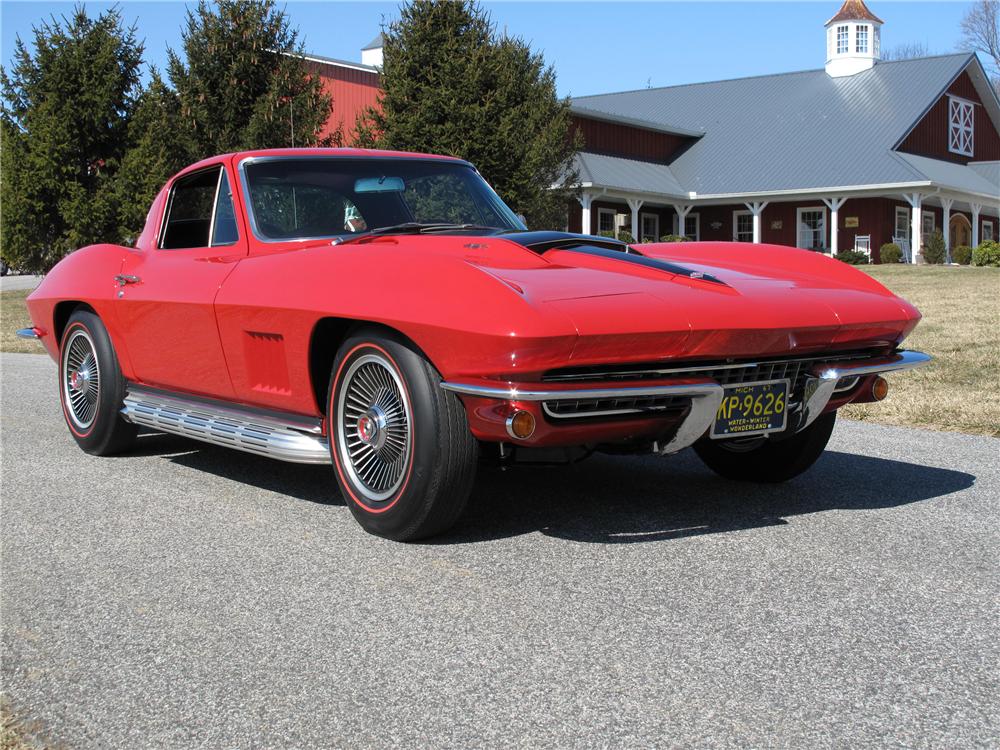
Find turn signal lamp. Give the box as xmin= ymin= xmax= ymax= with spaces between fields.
xmin=872 ymin=376 xmax=889 ymax=401
xmin=506 ymin=410 xmax=536 ymax=439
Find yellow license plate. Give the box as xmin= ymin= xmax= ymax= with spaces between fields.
xmin=710 ymin=380 xmax=790 ymax=439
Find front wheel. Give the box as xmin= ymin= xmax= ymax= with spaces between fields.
xmin=59 ymin=310 xmax=137 ymax=455
xmin=328 ymin=330 xmax=478 ymax=541
xmin=693 ymin=411 xmax=837 ymax=483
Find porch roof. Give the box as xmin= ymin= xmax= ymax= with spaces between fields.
xmin=573 ymin=152 xmax=688 ymax=200
xmin=895 ymin=153 xmax=1000 ymax=201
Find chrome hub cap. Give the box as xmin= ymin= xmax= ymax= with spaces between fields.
xmin=337 ymin=353 xmax=412 ymax=502
xmin=62 ymin=329 xmax=101 ymax=429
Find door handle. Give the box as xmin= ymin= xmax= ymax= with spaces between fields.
xmin=114 ymin=274 xmax=141 ymax=287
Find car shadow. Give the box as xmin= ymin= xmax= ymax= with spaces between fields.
xmin=123 ymin=431 xmax=975 ymax=546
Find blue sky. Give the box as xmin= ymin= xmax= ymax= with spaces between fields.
xmin=1 ymin=1 xmax=970 ymax=97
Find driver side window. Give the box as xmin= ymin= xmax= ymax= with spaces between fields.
xmin=160 ymin=166 xmax=239 ymax=249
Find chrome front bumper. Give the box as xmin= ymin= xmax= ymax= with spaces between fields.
xmin=441 ymin=350 xmax=931 ymax=455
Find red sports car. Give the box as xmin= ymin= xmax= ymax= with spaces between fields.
xmin=20 ymin=148 xmax=929 ymax=540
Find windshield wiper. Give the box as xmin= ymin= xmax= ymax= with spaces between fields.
xmin=336 ymin=222 xmax=501 ymax=244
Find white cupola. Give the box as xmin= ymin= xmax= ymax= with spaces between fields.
xmin=825 ymin=0 xmax=883 ymax=77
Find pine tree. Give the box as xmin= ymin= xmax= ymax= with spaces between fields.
xmin=354 ymin=0 xmax=580 ymax=229
xmin=1 ymin=6 xmax=143 ymax=271
xmin=114 ymin=70 xmax=194 ymax=241
xmin=168 ymin=0 xmax=336 ymax=156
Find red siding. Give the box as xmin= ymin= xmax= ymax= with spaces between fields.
xmin=897 ymin=70 xmax=1000 ymax=163
xmin=571 ymin=116 xmax=692 ymax=163
xmin=308 ymin=61 xmax=381 ymax=144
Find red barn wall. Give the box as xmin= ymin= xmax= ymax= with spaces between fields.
xmin=897 ymin=70 xmax=1000 ymax=163
xmin=306 ymin=60 xmax=380 ymax=144
xmin=571 ymin=117 xmax=692 ymax=163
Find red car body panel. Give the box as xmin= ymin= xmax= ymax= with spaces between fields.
xmin=26 ymin=148 xmax=922 ymax=448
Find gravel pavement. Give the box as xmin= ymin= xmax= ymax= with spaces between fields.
xmin=2 ymin=352 xmax=998 ymax=748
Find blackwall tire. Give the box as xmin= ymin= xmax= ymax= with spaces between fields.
xmin=328 ymin=329 xmax=478 ymax=541
xmin=693 ymin=411 xmax=837 ymax=483
xmin=58 ymin=310 xmax=137 ymax=456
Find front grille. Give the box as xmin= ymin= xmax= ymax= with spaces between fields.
xmin=542 ymin=394 xmax=688 ymax=419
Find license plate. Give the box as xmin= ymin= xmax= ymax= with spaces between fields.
xmin=710 ymin=379 xmax=790 ymax=439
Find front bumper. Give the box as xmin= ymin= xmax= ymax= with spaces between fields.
xmin=441 ymin=349 xmax=931 ymax=454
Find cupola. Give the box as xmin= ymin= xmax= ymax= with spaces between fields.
xmin=825 ymin=0 xmax=883 ymax=77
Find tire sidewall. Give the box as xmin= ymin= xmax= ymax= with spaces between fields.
xmin=59 ymin=311 xmax=130 ymax=454
xmin=328 ymin=333 xmax=446 ymax=538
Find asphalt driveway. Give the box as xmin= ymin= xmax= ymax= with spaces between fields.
xmin=2 ymin=352 xmax=997 ymax=748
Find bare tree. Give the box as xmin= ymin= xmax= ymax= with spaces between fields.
xmin=882 ymin=42 xmax=931 ymax=61
xmin=960 ymin=0 xmax=1000 ymax=92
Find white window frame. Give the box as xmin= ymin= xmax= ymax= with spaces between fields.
xmin=639 ymin=212 xmax=659 ymax=243
xmin=836 ymin=25 xmax=849 ymax=55
xmin=732 ymin=210 xmax=754 ymax=242
xmin=674 ymin=213 xmax=700 ymax=241
xmin=856 ymin=24 xmax=869 ymax=54
xmin=948 ymin=95 xmax=975 ymax=157
xmin=982 ymin=220 xmax=995 ymax=242
xmin=922 ymin=210 xmax=935 ymax=238
xmin=894 ymin=206 xmax=910 ymax=240
xmin=597 ymin=207 xmax=617 ymax=237
xmin=796 ymin=207 xmax=828 ymax=251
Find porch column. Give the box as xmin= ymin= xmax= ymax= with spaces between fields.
xmin=744 ymin=201 xmax=768 ymax=244
xmin=971 ymin=203 xmax=981 ymax=249
xmin=822 ymin=197 xmax=847 ymax=255
xmin=671 ymin=203 xmax=693 ymax=238
xmin=940 ymin=196 xmax=954 ymax=263
xmin=578 ymin=192 xmax=593 ymax=235
xmin=900 ymin=192 xmax=923 ymax=263
xmin=627 ymin=198 xmax=644 ymax=241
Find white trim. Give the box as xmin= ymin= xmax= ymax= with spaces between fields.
xmin=732 ymin=209 xmax=753 ymax=242
xmin=894 ymin=206 xmax=910 ymax=239
xmin=796 ymin=206 xmax=828 ymax=251
xmin=948 ymin=95 xmax=975 ymax=157
xmin=597 ymin=207 xmax=617 ymax=237
xmin=639 ymin=211 xmax=660 ymax=242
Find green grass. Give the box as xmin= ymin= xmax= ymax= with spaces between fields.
xmin=0 ymin=290 xmax=40 ymax=354
xmin=3 ymin=265 xmax=997 ymax=435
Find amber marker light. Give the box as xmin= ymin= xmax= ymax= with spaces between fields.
xmin=506 ymin=410 xmax=536 ymax=440
xmin=872 ymin=376 xmax=889 ymax=401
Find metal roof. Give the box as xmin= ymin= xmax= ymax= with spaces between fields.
xmin=570 ymin=105 xmax=704 ymax=138
xmin=362 ymin=33 xmax=385 ymax=51
xmin=573 ymin=54 xmax=996 ymax=198
xmin=968 ymin=161 xmax=1000 ymax=191
xmin=897 ymin=153 xmax=1000 ymax=200
xmin=573 ymin=152 xmax=688 ymax=198
xmin=826 ymin=0 xmax=883 ymax=26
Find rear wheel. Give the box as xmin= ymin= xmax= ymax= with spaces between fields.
xmin=693 ymin=411 xmax=837 ymax=483
xmin=328 ymin=329 xmax=478 ymax=541
xmin=59 ymin=310 xmax=137 ymax=455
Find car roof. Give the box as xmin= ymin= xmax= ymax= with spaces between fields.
xmin=179 ymin=148 xmax=470 ymax=175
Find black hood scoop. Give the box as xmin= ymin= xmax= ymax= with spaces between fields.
xmin=499 ymin=231 xmax=725 ymax=285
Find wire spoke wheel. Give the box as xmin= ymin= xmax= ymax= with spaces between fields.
xmin=336 ymin=352 xmax=412 ymax=503
xmin=62 ymin=328 xmax=101 ymax=430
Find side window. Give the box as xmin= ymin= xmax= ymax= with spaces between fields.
xmin=160 ymin=166 xmax=240 ymax=249
xmin=211 ymin=170 xmax=239 ymax=246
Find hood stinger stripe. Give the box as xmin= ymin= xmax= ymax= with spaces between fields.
xmin=559 ymin=245 xmax=726 ymax=285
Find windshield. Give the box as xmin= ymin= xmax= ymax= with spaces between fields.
xmin=241 ymin=157 xmax=526 ymax=241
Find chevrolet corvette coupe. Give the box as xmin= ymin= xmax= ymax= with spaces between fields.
xmin=20 ymin=148 xmax=930 ymax=540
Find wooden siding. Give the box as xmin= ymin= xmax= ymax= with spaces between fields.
xmin=307 ymin=61 xmax=381 ymax=143
xmin=571 ymin=116 xmax=692 ymax=163
xmin=897 ymin=70 xmax=1000 ymax=163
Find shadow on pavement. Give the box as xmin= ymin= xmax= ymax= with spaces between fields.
xmin=123 ymin=431 xmax=975 ymax=545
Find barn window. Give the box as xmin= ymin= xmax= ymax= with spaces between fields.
xmin=733 ymin=211 xmax=753 ymax=242
xmin=856 ymin=25 xmax=869 ymax=53
xmin=948 ymin=96 xmax=974 ymax=157
xmin=796 ymin=207 xmax=827 ymax=251
xmin=836 ymin=25 xmax=849 ymax=54
xmin=597 ymin=208 xmax=617 ymax=237
xmin=640 ymin=213 xmax=659 ymax=242
xmin=983 ymin=220 xmax=994 ymax=242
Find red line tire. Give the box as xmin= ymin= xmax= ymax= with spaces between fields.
xmin=328 ymin=329 xmax=478 ymax=541
xmin=693 ymin=411 xmax=837 ymax=483
xmin=58 ymin=310 xmax=137 ymax=456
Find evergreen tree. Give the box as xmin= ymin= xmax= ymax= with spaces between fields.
xmin=168 ymin=0 xmax=336 ymax=156
xmin=355 ymin=0 xmax=579 ymax=229
xmin=1 ymin=6 xmax=143 ymax=271
xmin=114 ymin=70 xmax=194 ymax=241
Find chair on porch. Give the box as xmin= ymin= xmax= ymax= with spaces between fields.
xmin=854 ymin=234 xmax=871 ymax=260
xmin=893 ymin=236 xmax=911 ymax=263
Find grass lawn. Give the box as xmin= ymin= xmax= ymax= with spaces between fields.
xmin=0 ymin=289 xmax=38 ymax=354
xmin=1 ymin=265 xmax=997 ymax=436
xmin=842 ymin=264 xmax=1000 ymax=437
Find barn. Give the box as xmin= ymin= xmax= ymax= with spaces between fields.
xmin=305 ymin=1 xmax=1000 ymax=263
